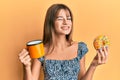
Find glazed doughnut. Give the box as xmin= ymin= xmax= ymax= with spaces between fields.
xmin=93 ymin=35 xmax=110 ymax=50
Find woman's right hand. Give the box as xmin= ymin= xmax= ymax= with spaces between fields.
xmin=19 ymin=49 xmax=31 ymax=68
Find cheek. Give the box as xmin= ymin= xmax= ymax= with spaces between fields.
xmin=67 ymin=21 xmax=72 ymax=27
xmin=54 ymin=22 xmax=61 ymax=31
xmin=54 ymin=22 xmax=63 ymax=29
xmin=69 ymin=26 xmax=72 ymax=32
xmin=55 ymin=21 xmax=60 ymax=27
xmin=69 ymin=23 xmax=72 ymax=29
xmin=69 ymin=21 xmax=72 ymax=26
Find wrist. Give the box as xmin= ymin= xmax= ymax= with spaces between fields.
xmin=23 ymin=65 xmax=31 ymax=70
xmin=90 ymin=63 xmax=97 ymax=70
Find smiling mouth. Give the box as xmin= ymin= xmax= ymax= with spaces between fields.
xmin=61 ymin=26 xmax=70 ymax=30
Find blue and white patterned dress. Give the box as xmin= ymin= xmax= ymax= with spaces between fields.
xmin=38 ymin=42 xmax=88 ymax=80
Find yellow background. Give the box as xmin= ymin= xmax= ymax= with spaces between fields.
xmin=0 ymin=0 xmax=120 ymax=80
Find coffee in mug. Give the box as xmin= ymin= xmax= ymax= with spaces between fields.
xmin=26 ymin=40 xmax=44 ymax=58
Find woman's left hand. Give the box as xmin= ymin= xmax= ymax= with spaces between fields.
xmin=91 ymin=46 xmax=109 ymax=67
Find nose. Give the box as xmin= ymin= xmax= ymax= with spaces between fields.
xmin=63 ymin=18 xmax=68 ymax=25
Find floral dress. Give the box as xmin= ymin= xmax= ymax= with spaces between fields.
xmin=38 ymin=42 xmax=88 ymax=80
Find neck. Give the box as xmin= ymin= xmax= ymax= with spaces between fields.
xmin=52 ymin=35 xmax=69 ymax=49
xmin=46 ymin=32 xmax=72 ymax=54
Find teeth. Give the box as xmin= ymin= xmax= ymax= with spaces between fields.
xmin=61 ymin=26 xmax=69 ymax=30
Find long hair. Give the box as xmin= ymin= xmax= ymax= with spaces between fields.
xmin=43 ymin=4 xmax=73 ymax=46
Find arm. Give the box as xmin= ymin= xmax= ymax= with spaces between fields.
xmin=78 ymin=56 xmax=96 ymax=80
xmin=19 ymin=49 xmax=41 ymax=80
xmin=24 ymin=59 xmax=41 ymax=80
xmin=79 ymin=46 xmax=108 ymax=80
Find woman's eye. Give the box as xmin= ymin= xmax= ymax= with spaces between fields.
xmin=67 ymin=17 xmax=71 ymax=20
xmin=67 ymin=16 xmax=71 ymax=20
xmin=56 ymin=16 xmax=71 ymax=21
xmin=57 ymin=17 xmax=63 ymax=20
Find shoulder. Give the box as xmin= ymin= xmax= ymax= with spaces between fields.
xmin=70 ymin=41 xmax=78 ymax=46
xmin=70 ymin=41 xmax=88 ymax=51
xmin=71 ymin=41 xmax=87 ymax=47
xmin=78 ymin=42 xmax=87 ymax=48
xmin=77 ymin=41 xmax=88 ymax=51
xmin=76 ymin=41 xmax=88 ymax=59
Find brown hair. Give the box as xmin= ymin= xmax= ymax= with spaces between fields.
xmin=43 ymin=4 xmax=73 ymax=46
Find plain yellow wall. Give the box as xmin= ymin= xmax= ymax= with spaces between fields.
xmin=0 ymin=0 xmax=120 ymax=80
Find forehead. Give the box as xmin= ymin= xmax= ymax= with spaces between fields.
xmin=56 ymin=9 xmax=71 ymax=16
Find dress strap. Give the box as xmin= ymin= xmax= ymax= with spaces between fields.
xmin=77 ymin=42 xmax=88 ymax=60
xmin=38 ymin=56 xmax=45 ymax=66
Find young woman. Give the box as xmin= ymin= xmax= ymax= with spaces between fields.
xmin=19 ymin=4 xmax=109 ymax=80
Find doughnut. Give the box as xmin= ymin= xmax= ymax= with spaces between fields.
xmin=93 ymin=35 xmax=110 ymax=50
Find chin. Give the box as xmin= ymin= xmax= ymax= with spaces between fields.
xmin=59 ymin=30 xmax=71 ymax=35
xmin=65 ymin=32 xmax=70 ymax=35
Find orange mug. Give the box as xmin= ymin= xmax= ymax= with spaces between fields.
xmin=26 ymin=40 xmax=45 ymax=58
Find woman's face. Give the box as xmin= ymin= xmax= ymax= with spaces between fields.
xmin=54 ymin=9 xmax=72 ymax=35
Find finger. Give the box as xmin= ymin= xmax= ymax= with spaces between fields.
xmin=103 ymin=46 xmax=108 ymax=55
xmin=23 ymin=55 xmax=31 ymax=65
xmin=24 ymin=59 xmax=31 ymax=66
xmin=21 ymin=55 xmax=31 ymax=64
xmin=103 ymin=46 xmax=108 ymax=62
xmin=97 ymin=50 xmax=102 ymax=64
xmin=19 ymin=49 xmax=27 ymax=57
xmin=105 ymin=46 xmax=109 ymax=52
xmin=98 ymin=48 xmax=105 ymax=64
xmin=100 ymin=48 xmax=106 ymax=63
xmin=19 ymin=50 xmax=29 ymax=60
xmin=25 ymin=55 xmax=31 ymax=62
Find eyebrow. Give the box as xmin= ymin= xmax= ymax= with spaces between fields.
xmin=56 ymin=16 xmax=63 ymax=18
xmin=56 ymin=16 xmax=71 ymax=18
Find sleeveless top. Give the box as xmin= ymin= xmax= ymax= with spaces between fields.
xmin=38 ymin=42 xmax=88 ymax=80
